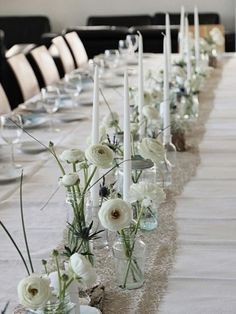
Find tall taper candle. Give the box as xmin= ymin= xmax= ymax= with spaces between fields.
xmin=194 ymin=6 xmax=200 ymax=68
xmin=165 ymin=13 xmax=172 ymax=77
xmin=179 ymin=6 xmax=185 ymax=59
xmin=138 ymin=31 xmax=145 ymax=138
xmin=185 ymin=17 xmax=192 ymax=80
xmin=91 ymin=65 xmax=100 ymax=207
xmin=123 ymin=69 xmax=131 ymax=202
xmin=163 ymin=36 xmax=171 ymax=144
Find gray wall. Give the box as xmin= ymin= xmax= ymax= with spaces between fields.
xmin=0 ymin=0 xmax=234 ymax=32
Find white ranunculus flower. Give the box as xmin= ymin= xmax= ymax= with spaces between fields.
xmin=69 ymin=253 xmax=97 ymax=288
xmin=61 ymin=173 xmax=80 ymax=187
xmin=60 ymin=149 xmax=85 ymax=164
xmin=85 ymin=144 xmax=113 ymax=169
xmin=210 ymin=28 xmax=225 ymax=46
xmin=139 ymin=138 xmax=165 ymax=164
xmin=98 ymin=198 xmax=133 ymax=232
xmin=18 ymin=274 xmax=52 ymax=309
xmin=129 ymin=182 xmax=166 ymax=206
xmin=142 ymin=105 xmax=159 ymax=120
xmin=101 ymin=111 xmax=119 ymax=129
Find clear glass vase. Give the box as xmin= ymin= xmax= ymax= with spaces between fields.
xmin=179 ymin=94 xmax=199 ymax=120
xmin=112 ymin=232 xmax=146 ymax=290
xmin=133 ymin=200 xmax=159 ymax=231
xmin=116 ymin=155 xmax=155 ymax=196
xmin=27 ymin=295 xmax=76 ymax=314
xmin=154 ymin=159 xmax=172 ymax=187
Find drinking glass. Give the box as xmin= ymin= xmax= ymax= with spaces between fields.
xmin=41 ymin=86 xmax=60 ymax=132
xmin=64 ymin=73 xmax=83 ymax=107
xmin=126 ymin=34 xmax=139 ymax=53
xmin=118 ymin=39 xmax=130 ymax=56
xmin=104 ymin=49 xmax=120 ymax=69
xmin=0 ymin=113 xmax=23 ymax=168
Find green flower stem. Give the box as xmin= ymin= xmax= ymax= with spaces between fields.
xmin=19 ymin=171 xmax=34 ymax=274
xmin=54 ymin=254 xmax=62 ymax=302
xmin=0 ymin=221 xmax=30 ymax=276
xmin=122 ymin=202 xmax=145 ymax=288
xmin=49 ymin=144 xmax=66 ymax=176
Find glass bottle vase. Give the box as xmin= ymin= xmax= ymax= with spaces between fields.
xmin=112 ymin=232 xmax=146 ymax=290
xmin=27 ymin=295 xmax=76 ymax=314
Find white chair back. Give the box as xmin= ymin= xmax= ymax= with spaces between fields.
xmin=52 ymin=36 xmax=75 ymax=74
xmin=7 ymin=53 xmax=40 ymax=101
xmin=65 ymin=32 xmax=88 ymax=67
xmin=30 ymin=45 xmax=60 ymax=86
xmin=0 ymin=84 xmax=11 ymax=115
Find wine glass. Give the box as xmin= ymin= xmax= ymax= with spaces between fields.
xmin=0 ymin=113 xmax=23 ymax=168
xmin=118 ymin=40 xmax=130 ymax=56
xmin=126 ymin=34 xmax=139 ymax=54
xmin=64 ymin=73 xmax=83 ymax=107
xmin=104 ymin=49 xmax=120 ymax=69
xmin=41 ymin=86 xmax=60 ymax=132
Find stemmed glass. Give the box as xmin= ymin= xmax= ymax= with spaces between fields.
xmin=0 ymin=113 xmax=23 ymax=168
xmin=64 ymin=73 xmax=83 ymax=107
xmin=41 ymin=86 xmax=60 ymax=132
xmin=104 ymin=49 xmax=120 ymax=69
xmin=126 ymin=34 xmax=139 ymax=54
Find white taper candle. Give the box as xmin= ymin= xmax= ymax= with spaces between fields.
xmin=179 ymin=6 xmax=185 ymax=59
xmin=194 ymin=6 xmax=200 ymax=68
xmin=163 ymin=36 xmax=171 ymax=144
xmin=185 ymin=17 xmax=192 ymax=80
xmin=91 ymin=65 xmax=100 ymax=207
xmin=165 ymin=13 xmax=172 ymax=77
xmin=123 ymin=69 xmax=131 ymax=202
xmin=138 ymin=31 xmax=145 ymax=138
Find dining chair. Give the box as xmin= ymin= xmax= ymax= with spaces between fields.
xmin=0 ymin=83 xmax=11 ymax=114
xmin=64 ymin=32 xmax=88 ymax=67
xmin=30 ymin=45 xmax=60 ymax=86
xmin=52 ymin=36 xmax=75 ymax=74
xmin=7 ymin=53 xmax=40 ymax=101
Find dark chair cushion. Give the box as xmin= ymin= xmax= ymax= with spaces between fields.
xmin=87 ymin=15 xmax=152 ymax=27
xmin=225 ymin=32 xmax=235 ymax=52
xmin=0 ymin=16 xmax=51 ymax=48
xmin=64 ymin=26 xmax=130 ymax=58
xmin=153 ymin=12 xmax=220 ymax=25
xmin=130 ymin=26 xmax=179 ymax=53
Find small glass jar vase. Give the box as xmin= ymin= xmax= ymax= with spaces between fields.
xmin=179 ymin=94 xmax=199 ymax=121
xmin=112 ymin=231 xmax=146 ymax=290
xmin=27 ymin=295 xmax=76 ymax=314
xmin=154 ymin=159 xmax=172 ymax=187
xmin=133 ymin=199 xmax=159 ymax=231
xmin=116 ymin=155 xmax=154 ymax=195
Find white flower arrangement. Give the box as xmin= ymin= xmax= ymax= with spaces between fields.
xmin=129 ymin=182 xmax=166 ymax=206
xmin=101 ymin=111 xmax=120 ymax=130
xmin=209 ymin=27 xmax=225 ymax=47
xmin=85 ymin=144 xmax=114 ymax=169
xmin=68 ymin=253 xmax=97 ymax=288
xmin=98 ymin=198 xmax=133 ymax=232
xmin=142 ymin=105 xmax=159 ymax=121
xmin=60 ymin=149 xmax=85 ymax=164
xmin=61 ymin=173 xmax=80 ymax=187
xmin=17 ymin=274 xmax=52 ymax=309
xmin=139 ymin=137 xmax=165 ymax=165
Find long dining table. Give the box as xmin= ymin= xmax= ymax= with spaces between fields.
xmin=0 ymin=53 xmax=236 ymax=314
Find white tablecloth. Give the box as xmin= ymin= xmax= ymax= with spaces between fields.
xmin=1 ymin=53 xmax=236 ymax=313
